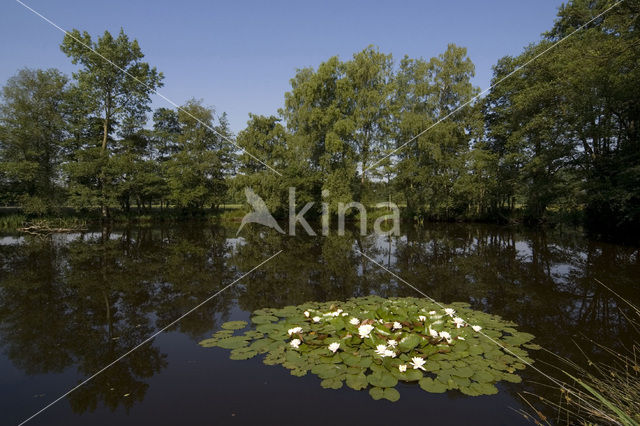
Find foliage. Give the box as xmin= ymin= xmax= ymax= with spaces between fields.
xmin=60 ymin=28 xmax=163 ymax=218
xmin=0 ymin=68 xmax=69 ymax=214
xmin=200 ymin=296 xmax=539 ymax=401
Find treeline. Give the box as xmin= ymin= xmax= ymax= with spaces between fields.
xmin=0 ymin=0 xmax=638 ymax=235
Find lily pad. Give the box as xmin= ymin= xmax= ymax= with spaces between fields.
xmin=198 ymin=296 xmax=539 ymax=402
xmin=221 ymin=320 xmax=248 ymax=330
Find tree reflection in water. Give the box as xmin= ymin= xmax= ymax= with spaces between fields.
xmin=0 ymin=223 xmax=638 ymax=419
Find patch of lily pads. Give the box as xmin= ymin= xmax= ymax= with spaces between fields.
xmin=199 ymin=296 xmax=540 ymax=401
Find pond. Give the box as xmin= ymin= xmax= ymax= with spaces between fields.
xmin=0 ymin=223 xmax=638 ymax=425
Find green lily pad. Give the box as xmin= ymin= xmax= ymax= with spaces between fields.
xmin=216 ymin=336 xmax=249 ymax=349
xmin=419 ymin=377 xmax=448 ymax=393
xmin=198 ymin=296 xmax=539 ymax=402
xmin=345 ymin=373 xmax=369 ymax=390
xmin=221 ymin=320 xmax=248 ymax=330
xmin=367 ymin=370 xmax=398 ymax=388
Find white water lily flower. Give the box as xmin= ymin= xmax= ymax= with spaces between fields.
xmin=393 ymin=321 xmax=402 ymax=330
xmin=428 ymin=327 xmax=439 ymax=338
xmin=418 ymin=315 xmax=427 ymax=322
xmin=387 ymin=339 xmax=397 ymax=348
xmin=472 ymin=325 xmax=482 ymax=332
xmin=444 ymin=308 xmax=456 ymax=317
xmin=304 ymin=311 xmax=310 ymax=318
xmin=383 ymin=349 xmax=396 ymax=358
xmin=428 ymin=311 xmax=437 ymax=315
xmin=312 ymin=316 xmax=321 ymax=323
xmin=290 ymin=339 xmax=301 ymax=349
xmin=410 ymin=356 xmax=426 ymax=371
xmin=439 ymin=331 xmax=452 ymax=343
xmin=328 ymin=342 xmax=340 ymax=353
xmin=452 ymin=317 xmax=465 ymax=328
xmin=349 ymin=317 xmax=360 ymax=325
xmin=375 ymin=344 xmax=388 ymax=356
xmin=378 ymin=319 xmax=384 ymax=323
xmin=458 ymin=336 xmax=465 ymax=341
xmin=358 ymin=324 xmax=374 ymax=338
xmin=398 ymin=364 xmax=407 ymax=372
xmin=341 ymin=312 xmax=348 ymax=316
xmin=287 ymin=327 xmax=303 ymax=336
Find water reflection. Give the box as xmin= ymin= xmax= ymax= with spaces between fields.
xmin=0 ymin=223 xmax=638 ymax=422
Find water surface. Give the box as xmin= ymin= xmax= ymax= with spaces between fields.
xmin=0 ymin=223 xmax=638 ymax=425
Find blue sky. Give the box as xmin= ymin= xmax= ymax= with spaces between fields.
xmin=1 ymin=0 xmax=563 ymax=133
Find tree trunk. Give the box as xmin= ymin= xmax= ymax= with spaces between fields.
xmin=100 ymin=104 xmax=110 ymax=220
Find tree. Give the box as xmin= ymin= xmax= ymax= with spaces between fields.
xmin=165 ymin=100 xmax=231 ymax=212
xmin=484 ymin=0 xmax=640 ymax=231
xmin=0 ymin=68 xmax=68 ymax=214
xmin=395 ymin=45 xmax=481 ymax=220
xmin=60 ymin=29 xmax=163 ymax=218
xmin=345 ymin=46 xmax=395 ymax=190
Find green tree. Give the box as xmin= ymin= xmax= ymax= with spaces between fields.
xmin=395 ymin=45 xmax=481 ymax=220
xmin=60 ymin=29 xmax=163 ymax=218
xmin=0 ymin=68 xmax=68 ymax=214
xmin=166 ymin=100 xmax=231 ymax=212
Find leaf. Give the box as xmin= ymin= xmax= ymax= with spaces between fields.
xmin=471 ymin=370 xmax=494 ymax=383
xmin=382 ymin=387 xmax=400 ymax=402
xmin=251 ymin=315 xmax=279 ymax=324
xmin=320 ymin=378 xmax=343 ymax=390
xmin=367 ymin=370 xmax=398 ymax=388
xmin=398 ymin=334 xmax=421 ymax=352
xmin=564 ymin=371 xmax=637 ymax=426
xmin=419 ymin=377 xmax=447 ymax=393
xmin=198 ymin=338 xmax=218 ymax=348
xmin=221 ymin=321 xmax=248 ymax=330
xmin=229 ymin=348 xmax=257 ymax=360
xmin=217 ymin=336 xmax=249 ymax=349
xmin=345 ymin=373 xmax=368 ymax=390
xmin=369 ymin=387 xmax=384 ymax=400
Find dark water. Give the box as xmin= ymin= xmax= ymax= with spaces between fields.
xmin=0 ymin=223 xmax=638 ymax=425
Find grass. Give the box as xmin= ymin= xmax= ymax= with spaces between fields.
xmin=520 ymin=280 xmax=640 ymax=425
xmin=0 ymin=214 xmax=26 ymax=229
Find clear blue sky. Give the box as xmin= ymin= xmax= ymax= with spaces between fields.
xmin=1 ymin=0 xmax=563 ymax=133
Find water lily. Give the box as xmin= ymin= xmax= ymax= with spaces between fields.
xmin=288 ymin=326 xmax=303 ymax=336
xmin=290 ymin=339 xmax=301 ymax=349
xmin=341 ymin=312 xmax=348 ymax=316
xmin=312 ymin=316 xmax=321 ymax=323
xmin=428 ymin=311 xmax=437 ymax=315
xmin=439 ymin=331 xmax=452 ymax=343
xmin=410 ymin=356 xmax=426 ymax=371
xmin=428 ymin=327 xmax=439 ymax=338
xmin=398 ymin=364 xmax=407 ymax=372
xmin=418 ymin=315 xmax=427 ymax=322
xmin=458 ymin=336 xmax=465 ymax=340
xmin=375 ymin=344 xmax=388 ymax=356
xmin=383 ymin=349 xmax=396 ymax=358
xmin=392 ymin=321 xmax=402 ymax=330
xmin=303 ymin=311 xmax=310 ymax=318
xmin=444 ymin=308 xmax=455 ymax=317
xmin=349 ymin=317 xmax=360 ymax=325
xmin=472 ymin=325 xmax=482 ymax=332
xmin=358 ymin=324 xmax=374 ymax=338
xmin=452 ymin=317 xmax=465 ymax=328
xmin=387 ymin=339 xmax=397 ymax=348
xmin=328 ymin=342 xmax=340 ymax=353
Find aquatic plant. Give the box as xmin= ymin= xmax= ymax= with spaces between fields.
xmin=199 ymin=296 xmax=540 ymax=401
